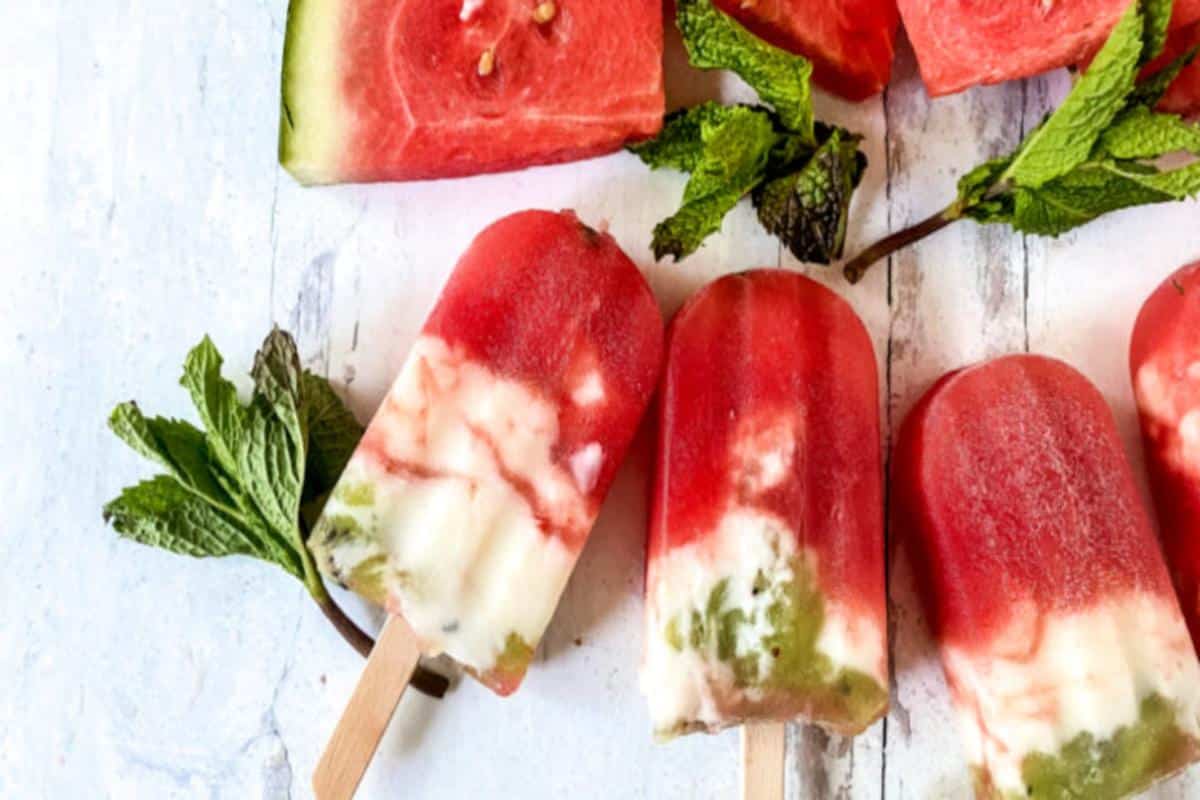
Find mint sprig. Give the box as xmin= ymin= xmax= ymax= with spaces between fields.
xmin=104 ymin=329 xmax=449 ymax=697
xmin=675 ymin=0 xmax=814 ymax=140
xmin=630 ymin=0 xmax=866 ymax=263
xmin=844 ymin=0 xmax=1200 ymax=283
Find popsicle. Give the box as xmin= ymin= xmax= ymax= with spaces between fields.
xmin=310 ymin=209 xmax=663 ymax=694
xmin=1132 ymin=261 xmax=1200 ymax=655
xmin=640 ymin=270 xmax=889 ymax=739
xmin=894 ymin=354 xmax=1200 ymax=800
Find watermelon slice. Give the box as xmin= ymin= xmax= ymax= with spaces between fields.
xmin=279 ymin=0 xmax=665 ymax=184
xmin=1154 ymin=21 xmax=1200 ymax=116
xmin=712 ymin=0 xmax=899 ymax=100
xmin=898 ymin=0 xmax=1200 ymax=97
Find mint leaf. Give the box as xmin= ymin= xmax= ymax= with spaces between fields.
xmin=652 ymin=107 xmax=777 ymax=260
xmin=636 ymin=0 xmax=866 ymax=263
xmin=1099 ymin=106 xmax=1200 ymax=158
xmin=302 ymin=372 xmax=363 ymax=500
xmin=1141 ymin=0 xmax=1174 ymax=64
xmin=845 ymin=0 xmax=1200 ymax=283
xmin=104 ymin=476 xmax=285 ymax=567
xmin=179 ymin=337 xmax=244 ymax=479
xmin=752 ymin=128 xmax=865 ymax=263
xmin=1002 ymin=0 xmax=1145 ymax=188
xmin=106 ymin=329 xmax=363 ymax=593
xmin=109 ymin=403 xmax=231 ymax=506
xmin=675 ymin=0 xmax=814 ymax=141
xmin=628 ymin=103 xmax=745 ymax=172
xmin=1010 ymin=161 xmax=1171 ymax=235
xmin=954 ymin=157 xmax=1016 ymax=223
xmin=237 ymin=331 xmax=307 ymax=545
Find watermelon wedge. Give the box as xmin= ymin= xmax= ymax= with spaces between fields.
xmin=279 ymin=0 xmax=665 ymax=184
xmin=712 ymin=0 xmax=899 ymax=100
xmin=898 ymin=0 xmax=1200 ymax=97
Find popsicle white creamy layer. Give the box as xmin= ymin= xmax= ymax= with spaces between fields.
xmin=311 ymin=210 xmax=662 ymax=694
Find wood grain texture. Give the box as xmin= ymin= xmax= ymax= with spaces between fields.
xmin=313 ymin=616 xmax=420 ymax=800
xmin=743 ymin=723 xmax=786 ymax=800
xmin=882 ymin=35 xmax=1031 ymax=800
xmin=5 ymin=3 xmax=1200 ymax=798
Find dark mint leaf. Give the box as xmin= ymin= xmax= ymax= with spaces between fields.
xmin=752 ymin=129 xmax=864 ymax=263
xmin=1003 ymin=0 xmax=1144 ymax=188
xmin=675 ymin=0 xmax=814 ymax=141
xmin=301 ymin=371 xmax=363 ymax=501
xmin=251 ymin=327 xmax=307 ymax=453
xmin=652 ymin=107 xmax=777 ymax=260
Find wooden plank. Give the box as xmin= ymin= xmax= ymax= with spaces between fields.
xmin=881 ymin=38 xmax=1030 ymax=799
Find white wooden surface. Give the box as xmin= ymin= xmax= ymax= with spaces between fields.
xmin=4 ymin=4 xmax=1200 ymax=798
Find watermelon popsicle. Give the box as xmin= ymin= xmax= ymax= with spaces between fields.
xmin=895 ymin=354 xmax=1200 ymax=799
xmin=640 ymin=271 xmax=889 ymax=738
xmin=1132 ymin=261 xmax=1200 ymax=654
xmin=310 ymin=209 xmax=663 ymax=694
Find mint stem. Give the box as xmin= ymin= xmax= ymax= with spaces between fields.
xmin=843 ymin=208 xmax=959 ymax=284
xmin=311 ymin=583 xmax=450 ymax=698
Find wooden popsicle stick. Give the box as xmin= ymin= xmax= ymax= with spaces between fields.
xmin=313 ymin=615 xmax=422 ymax=800
xmin=742 ymin=721 xmax=787 ymax=800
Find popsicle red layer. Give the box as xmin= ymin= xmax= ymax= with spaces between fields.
xmin=279 ymin=0 xmax=664 ymax=184
xmin=640 ymin=271 xmax=888 ymax=738
xmin=895 ymin=354 xmax=1200 ymax=799
xmin=1132 ymin=261 xmax=1200 ymax=656
xmin=311 ymin=210 xmax=662 ymax=695
xmin=899 ymin=0 xmax=1200 ymax=97
xmin=712 ymin=0 xmax=900 ymax=100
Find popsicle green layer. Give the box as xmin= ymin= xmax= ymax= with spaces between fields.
xmin=946 ymin=592 xmax=1200 ymax=799
xmin=311 ymin=336 xmax=600 ymax=679
xmin=640 ymin=508 xmax=887 ymax=737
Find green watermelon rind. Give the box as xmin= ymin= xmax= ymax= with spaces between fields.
xmin=279 ymin=0 xmax=345 ymax=185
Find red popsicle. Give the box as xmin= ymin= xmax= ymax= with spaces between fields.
xmin=640 ymin=270 xmax=888 ymax=738
xmin=895 ymin=354 xmax=1200 ymax=800
xmin=1132 ymin=261 xmax=1200 ymax=656
xmin=311 ymin=210 xmax=663 ymax=695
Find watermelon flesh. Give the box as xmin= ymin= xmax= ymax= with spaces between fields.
xmin=898 ymin=0 xmax=1200 ymax=97
xmin=280 ymin=0 xmax=664 ymax=184
xmin=1152 ymin=22 xmax=1200 ymax=116
xmin=712 ymin=0 xmax=900 ymax=100
xmin=1131 ymin=261 xmax=1200 ymax=657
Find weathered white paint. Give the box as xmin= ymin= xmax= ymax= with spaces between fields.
xmin=4 ymin=3 xmax=1199 ymax=798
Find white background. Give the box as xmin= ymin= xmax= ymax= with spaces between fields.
xmin=4 ymin=2 xmax=1200 ymax=798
